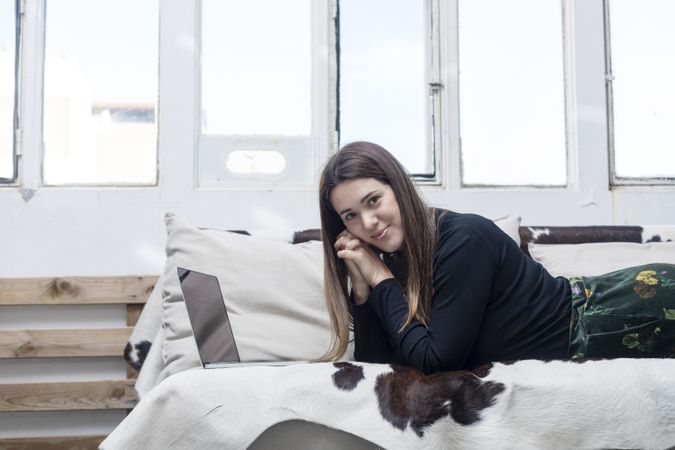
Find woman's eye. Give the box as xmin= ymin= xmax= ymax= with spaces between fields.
xmin=344 ymin=212 xmax=355 ymax=222
xmin=368 ymin=196 xmax=380 ymax=206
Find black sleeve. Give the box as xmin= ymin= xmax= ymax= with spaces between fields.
xmin=352 ymin=295 xmax=394 ymax=363
xmin=366 ymin=227 xmax=496 ymax=373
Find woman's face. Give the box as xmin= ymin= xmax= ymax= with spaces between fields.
xmin=330 ymin=177 xmax=404 ymax=253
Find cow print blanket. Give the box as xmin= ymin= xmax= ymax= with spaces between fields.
xmin=101 ymin=359 xmax=675 ymax=449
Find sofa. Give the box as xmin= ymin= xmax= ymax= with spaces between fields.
xmin=102 ymin=213 xmax=675 ymax=449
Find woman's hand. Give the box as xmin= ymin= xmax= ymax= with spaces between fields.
xmin=335 ymin=231 xmax=394 ymax=300
xmin=335 ymin=231 xmax=371 ymax=304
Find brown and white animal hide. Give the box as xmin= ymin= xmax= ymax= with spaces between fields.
xmin=519 ymin=225 xmax=675 ymax=256
xmin=101 ymin=359 xmax=675 ymax=450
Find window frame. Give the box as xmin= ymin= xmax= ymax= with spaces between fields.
xmin=196 ymin=0 xmax=337 ymax=189
xmin=3 ymin=0 xmax=673 ymax=222
xmin=7 ymin=0 xmax=161 ymax=189
xmin=335 ymin=0 xmax=442 ymax=185
xmin=604 ymin=0 xmax=675 ymax=187
xmin=0 ymin=0 xmax=21 ymax=185
xmin=39 ymin=0 xmax=160 ymax=187
xmin=454 ymin=0 xmax=573 ymax=189
xmin=417 ymin=0 xmax=442 ymax=184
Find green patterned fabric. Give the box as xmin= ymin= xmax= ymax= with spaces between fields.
xmin=568 ymin=263 xmax=675 ymax=359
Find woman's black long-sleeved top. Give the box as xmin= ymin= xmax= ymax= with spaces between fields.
xmin=352 ymin=211 xmax=572 ymax=373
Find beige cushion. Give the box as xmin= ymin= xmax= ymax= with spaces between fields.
xmin=158 ymin=213 xmax=332 ymax=382
xmin=529 ymin=241 xmax=675 ymax=278
xmin=492 ymin=214 xmax=521 ymax=246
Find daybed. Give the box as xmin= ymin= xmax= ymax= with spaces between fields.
xmin=3 ymin=213 xmax=674 ymax=449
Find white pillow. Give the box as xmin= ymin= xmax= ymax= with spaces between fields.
xmin=492 ymin=214 xmax=522 ymax=247
xmin=529 ymin=241 xmax=675 ymax=278
xmin=158 ymin=213 xmax=333 ymax=382
xmin=134 ymin=328 xmax=165 ymax=397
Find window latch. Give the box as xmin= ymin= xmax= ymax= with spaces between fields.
xmin=428 ymin=82 xmax=443 ymax=94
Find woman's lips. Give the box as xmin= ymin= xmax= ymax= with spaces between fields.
xmin=372 ymin=226 xmax=389 ymax=240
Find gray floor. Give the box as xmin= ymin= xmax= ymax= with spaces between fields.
xmin=249 ymin=420 xmax=384 ymax=450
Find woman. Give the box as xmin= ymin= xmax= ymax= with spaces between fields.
xmin=319 ymin=141 xmax=675 ymax=374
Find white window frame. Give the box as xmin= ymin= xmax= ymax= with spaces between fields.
xmin=13 ymin=0 xmax=44 ymax=191
xmin=196 ymin=0 xmax=337 ymax=188
xmin=0 ymin=0 xmax=20 ymax=185
xmin=451 ymin=0 xmax=574 ymax=189
xmin=423 ymin=0 xmax=674 ymax=225
xmin=10 ymin=0 xmax=161 ymax=189
xmin=421 ymin=0 xmax=443 ymax=184
xmin=335 ymin=0 xmax=442 ymax=184
xmin=603 ymin=0 xmax=675 ymax=187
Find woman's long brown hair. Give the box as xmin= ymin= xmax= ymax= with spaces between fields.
xmin=319 ymin=142 xmax=440 ymax=361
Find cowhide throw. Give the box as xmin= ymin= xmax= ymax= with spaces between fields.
xmin=101 ymin=359 xmax=675 ymax=450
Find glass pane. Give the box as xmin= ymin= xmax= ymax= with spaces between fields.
xmin=43 ymin=0 xmax=158 ymax=185
xmin=226 ymin=150 xmax=286 ymax=174
xmin=201 ymin=0 xmax=311 ymax=136
xmin=339 ymin=0 xmax=429 ymax=174
xmin=610 ymin=0 xmax=675 ymax=179
xmin=459 ymin=0 xmax=567 ymax=186
xmin=0 ymin=0 xmax=15 ymax=180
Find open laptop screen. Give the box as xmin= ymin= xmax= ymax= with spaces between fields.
xmin=177 ymin=267 xmax=240 ymax=366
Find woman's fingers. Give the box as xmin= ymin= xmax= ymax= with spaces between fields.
xmin=342 ymin=239 xmax=362 ymax=251
xmin=338 ymin=229 xmax=353 ymax=238
xmin=336 ymin=230 xmax=351 ymax=244
xmin=337 ymin=247 xmax=387 ymax=287
xmin=336 ymin=248 xmax=357 ymax=260
xmin=334 ymin=236 xmax=349 ymax=251
xmin=334 ymin=234 xmax=361 ymax=252
xmin=337 ymin=247 xmax=372 ymax=267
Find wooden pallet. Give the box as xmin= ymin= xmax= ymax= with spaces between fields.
xmin=0 ymin=276 xmax=157 ymax=449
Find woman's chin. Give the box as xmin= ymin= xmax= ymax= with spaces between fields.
xmin=373 ymin=241 xmax=401 ymax=254
xmin=367 ymin=233 xmax=402 ymax=254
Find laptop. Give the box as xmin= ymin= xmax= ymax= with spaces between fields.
xmin=177 ymin=267 xmax=310 ymax=368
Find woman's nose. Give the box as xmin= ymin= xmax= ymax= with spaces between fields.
xmin=362 ymin=211 xmax=379 ymax=230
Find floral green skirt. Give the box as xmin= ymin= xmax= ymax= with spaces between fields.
xmin=568 ymin=263 xmax=675 ymax=359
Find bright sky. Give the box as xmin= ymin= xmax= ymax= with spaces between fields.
xmin=201 ymin=0 xmax=311 ymax=136
xmin=339 ymin=0 xmax=428 ymax=174
xmin=44 ymin=0 xmax=158 ymax=104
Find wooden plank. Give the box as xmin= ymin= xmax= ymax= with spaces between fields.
xmin=126 ymin=303 xmax=144 ymax=328
xmin=0 ymin=435 xmax=106 ymax=450
xmin=126 ymin=365 xmax=139 ymax=382
xmin=0 ymin=328 xmax=132 ymax=358
xmin=0 ymin=380 xmax=138 ymax=412
xmin=0 ymin=276 xmax=158 ymax=305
